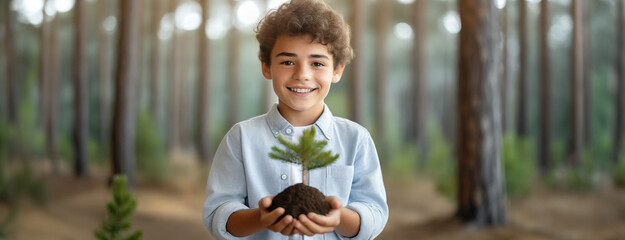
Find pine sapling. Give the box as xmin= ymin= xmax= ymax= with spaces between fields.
xmin=267 ymin=127 xmax=340 ymax=220
xmin=94 ymin=175 xmax=143 ymax=240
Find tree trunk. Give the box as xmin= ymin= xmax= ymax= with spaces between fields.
xmin=179 ymin=32 xmax=192 ymax=148
xmin=73 ymin=0 xmax=89 ymax=177
xmin=98 ymin=0 xmax=112 ymax=153
xmin=168 ymin=0 xmax=180 ymax=149
xmin=136 ymin=0 xmax=145 ymax=110
xmin=348 ymin=0 xmax=364 ymax=124
xmin=374 ymin=0 xmax=390 ymax=160
xmin=538 ymin=0 xmax=552 ymax=175
xmin=500 ymin=3 xmax=508 ymax=132
xmin=151 ymin=0 xmax=163 ymax=128
xmin=48 ymin=13 xmax=61 ymax=174
xmin=412 ymin=0 xmax=428 ymax=165
xmin=112 ymin=0 xmax=139 ymax=186
xmin=40 ymin=0 xmax=50 ymax=130
xmin=583 ymin=0 xmax=592 ymax=147
xmin=457 ymin=0 xmax=507 ymax=226
xmin=43 ymin=1 xmax=61 ymax=174
xmin=227 ymin=0 xmax=240 ymax=128
xmin=197 ymin=0 xmax=212 ymax=163
xmin=5 ymin=1 xmax=17 ymax=125
xmin=569 ymin=0 xmax=584 ymax=166
xmin=516 ymin=0 xmax=528 ymax=137
xmin=614 ymin=0 xmax=624 ymax=164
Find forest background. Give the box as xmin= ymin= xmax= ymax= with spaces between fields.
xmin=1 ymin=0 xmax=625 ymax=239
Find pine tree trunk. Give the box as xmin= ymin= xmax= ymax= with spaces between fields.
xmin=151 ymin=0 xmax=164 ymax=129
xmin=582 ymin=0 xmax=592 ymax=147
xmin=614 ymin=0 xmax=624 ymax=164
xmin=74 ymin=0 xmax=90 ymax=177
xmin=457 ymin=0 xmax=507 ymax=226
xmin=538 ymin=0 xmax=552 ymax=175
xmin=135 ymin=0 xmax=145 ymax=110
xmin=569 ymin=0 xmax=584 ymax=166
xmin=168 ymin=0 xmax=180 ymax=149
xmin=112 ymin=0 xmax=139 ymax=186
xmin=197 ymin=0 xmax=212 ymax=163
xmin=500 ymin=4 xmax=508 ymax=133
xmin=5 ymin=1 xmax=17 ymax=125
xmin=227 ymin=0 xmax=240 ymax=127
xmin=44 ymin=2 xmax=61 ymax=174
xmin=412 ymin=0 xmax=428 ymax=165
xmin=374 ymin=0 xmax=390 ymax=160
xmin=517 ymin=0 xmax=528 ymax=137
xmin=348 ymin=0 xmax=364 ymax=124
xmin=98 ymin=0 xmax=112 ymax=154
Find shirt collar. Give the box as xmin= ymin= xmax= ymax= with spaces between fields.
xmin=266 ymin=104 xmax=334 ymax=140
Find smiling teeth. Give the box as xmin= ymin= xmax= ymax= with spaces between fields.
xmin=289 ymin=88 xmax=314 ymax=93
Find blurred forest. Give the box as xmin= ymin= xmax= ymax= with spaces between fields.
xmin=1 ymin=0 xmax=625 ymax=239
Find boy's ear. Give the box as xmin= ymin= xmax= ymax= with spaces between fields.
xmin=261 ymin=62 xmax=272 ymax=80
xmin=332 ymin=64 xmax=346 ymax=83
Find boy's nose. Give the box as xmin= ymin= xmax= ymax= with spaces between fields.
xmin=294 ymin=65 xmax=311 ymax=81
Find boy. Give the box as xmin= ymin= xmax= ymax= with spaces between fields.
xmin=202 ymin=0 xmax=388 ymax=239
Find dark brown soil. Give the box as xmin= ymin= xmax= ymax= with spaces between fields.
xmin=267 ymin=183 xmax=331 ymax=221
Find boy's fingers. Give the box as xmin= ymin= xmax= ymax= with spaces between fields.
xmin=260 ymin=207 xmax=284 ymax=226
xmin=280 ymin=219 xmax=296 ymax=236
xmin=268 ymin=215 xmax=293 ymax=232
xmin=325 ymin=196 xmax=342 ymax=209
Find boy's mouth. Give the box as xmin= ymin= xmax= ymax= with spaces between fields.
xmin=287 ymin=87 xmax=316 ymax=93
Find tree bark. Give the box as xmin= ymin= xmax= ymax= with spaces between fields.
xmin=348 ymin=0 xmax=364 ymax=124
xmin=98 ymin=0 xmax=112 ymax=152
xmin=112 ymin=0 xmax=139 ymax=186
xmin=583 ymin=0 xmax=592 ymax=147
xmin=43 ymin=1 xmax=61 ymax=174
xmin=614 ymin=0 xmax=624 ymax=164
xmin=374 ymin=0 xmax=390 ymax=159
xmin=569 ymin=0 xmax=584 ymax=166
xmin=168 ymin=0 xmax=180 ymax=149
xmin=516 ymin=0 xmax=528 ymax=137
xmin=151 ymin=0 xmax=163 ymax=128
xmin=411 ymin=0 xmax=428 ymax=166
xmin=457 ymin=0 xmax=507 ymax=226
xmin=197 ymin=0 xmax=212 ymax=163
xmin=538 ymin=0 xmax=552 ymax=175
xmin=227 ymin=0 xmax=240 ymax=128
xmin=5 ymin=1 xmax=17 ymax=125
xmin=73 ymin=0 xmax=90 ymax=177
xmin=500 ymin=3 xmax=508 ymax=132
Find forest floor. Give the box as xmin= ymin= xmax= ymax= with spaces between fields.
xmin=4 ymin=151 xmax=625 ymax=240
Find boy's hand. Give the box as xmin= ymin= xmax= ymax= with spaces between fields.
xmin=293 ymin=196 xmax=342 ymax=236
xmin=258 ymin=196 xmax=297 ymax=236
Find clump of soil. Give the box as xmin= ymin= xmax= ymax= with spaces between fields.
xmin=267 ymin=183 xmax=331 ymax=221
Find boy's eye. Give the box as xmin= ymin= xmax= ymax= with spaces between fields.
xmin=312 ymin=62 xmax=325 ymax=67
xmin=280 ymin=61 xmax=294 ymax=66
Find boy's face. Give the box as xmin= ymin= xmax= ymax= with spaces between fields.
xmin=262 ymin=34 xmax=345 ymax=121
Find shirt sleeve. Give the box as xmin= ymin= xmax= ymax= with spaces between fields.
xmin=202 ymin=124 xmax=250 ymax=240
xmin=341 ymin=131 xmax=389 ymax=240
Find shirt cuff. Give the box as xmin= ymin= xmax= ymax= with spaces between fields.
xmin=343 ymin=202 xmax=376 ymax=240
xmin=212 ymin=201 xmax=248 ymax=240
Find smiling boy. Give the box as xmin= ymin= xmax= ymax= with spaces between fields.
xmin=202 ymin=1 xmax=388 ymax=239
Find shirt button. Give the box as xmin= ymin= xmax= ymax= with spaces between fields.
xmin=281 ymin=174 xmax=287 ymax=180
xmin=286 ymin=128 xmax=293 ymax=134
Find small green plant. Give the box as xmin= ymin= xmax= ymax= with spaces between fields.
xmin=613 ymin=156 xmax=625 ymax=188
xmin=94 ymin=175 xmax=142 ymax=240
xmin=502 ymin=134 xmax=535 ymax=197
xmin=136 ymin=111 xmax=168 ymax=184
xmin=269 ymin=127 xmax=339 ymax=185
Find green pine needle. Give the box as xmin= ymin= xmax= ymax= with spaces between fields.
xmin=268 ymin=127 xmax=340 ymax=172
xmin=94 ymin=175 xmax=143 ymax=240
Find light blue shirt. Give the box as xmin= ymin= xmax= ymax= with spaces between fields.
xmin=203 ymin=104 xmax=388 ymax=240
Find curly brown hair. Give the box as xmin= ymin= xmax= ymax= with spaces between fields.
xmin=255 ymin=0 xmax=353 ymax=69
